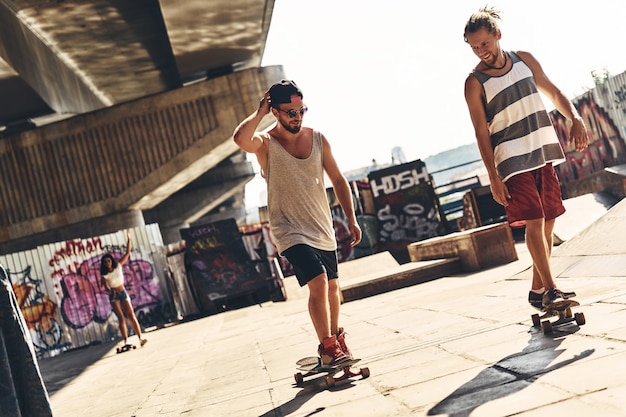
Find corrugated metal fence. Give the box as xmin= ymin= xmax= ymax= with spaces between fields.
xmin=0 ymin=224 xmax=177 ymax=358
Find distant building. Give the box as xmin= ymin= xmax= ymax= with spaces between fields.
xmin=391 ymin=147 xmax=407 ymax=164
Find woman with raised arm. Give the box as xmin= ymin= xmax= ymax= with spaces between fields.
xmin=100 ymin=230 xmax=147 ymax=350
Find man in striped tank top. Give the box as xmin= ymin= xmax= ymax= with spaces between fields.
xmin=463 ymin=7 xmax=589 ymax=310
xmin=233 ymin=80 xmax=362 ymax=367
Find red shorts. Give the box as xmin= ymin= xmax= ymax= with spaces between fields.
xmin=504 ymin=164 xmax=565 ymax=228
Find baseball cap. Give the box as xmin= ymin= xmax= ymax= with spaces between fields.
xmin=268 ymin=80 xmax=303 ymax=106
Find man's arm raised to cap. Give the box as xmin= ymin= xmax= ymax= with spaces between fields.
xmin=234 ymin=91 xmax=272 ymax=154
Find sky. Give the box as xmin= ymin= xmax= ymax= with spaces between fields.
xmin=261 ymin=0 xmax=626 ymax=168
xmin=247 ymin=0 xmax=626 ymax=209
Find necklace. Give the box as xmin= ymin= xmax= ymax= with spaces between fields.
xmin=484 ymin=51 xmax=507 ymax=70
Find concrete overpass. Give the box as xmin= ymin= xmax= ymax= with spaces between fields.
xmin=0 ymin=0 xmax=286 ymax=253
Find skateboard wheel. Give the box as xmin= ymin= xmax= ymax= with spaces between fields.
xmin=575 ymin=312 xmax=586 ymax=325
xmin=325 ymin=376 xmax=335 ymax=388
xmin=360 ymin=367 xmax=370 ymax=379
xmin=565 ymin=307 xmax=573 ymax=318
xmin=531 ymin=314 xmax=540 ymax=327
xmin=294 ymin=373 xmax=304 ymax=384
xmin=541 ymin=320 xmax=553 ymax=334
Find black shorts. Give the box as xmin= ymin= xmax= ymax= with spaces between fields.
xmin=282 ymin=244 xmax=339 ymax=287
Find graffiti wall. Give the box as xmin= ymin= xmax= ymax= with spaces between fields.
xmin=552 ymin=71 xmax=626 ymax=187
xmin=0 ymin=224 xmax=175 ymax=358
xmin=181 ymin=219 xmax=267 ymax=314
xmin=368 ymin=160 xmax=442 ymax=263
xmin=325 ymin=187 xmax=359 ymax=264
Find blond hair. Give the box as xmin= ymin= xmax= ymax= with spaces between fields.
xmin=463 ymin=6 xmax=502 ymax=42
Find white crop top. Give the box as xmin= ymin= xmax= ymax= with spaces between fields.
xmin=103 ymin=264 xmax=125 ymax=288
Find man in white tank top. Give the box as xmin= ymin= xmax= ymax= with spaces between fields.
xmin=234 ymin=80 xmax=362 ymax=367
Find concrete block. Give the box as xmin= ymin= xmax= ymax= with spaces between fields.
xmin=337 ymin=251 xmax=399 ymax=280
xmin=605 ymin=164 xmax=626 ymax=199
xmin=339 ymin=258 xmax=462 ymax=302
xmin=407 ymin=222 xmax=517 ymax=271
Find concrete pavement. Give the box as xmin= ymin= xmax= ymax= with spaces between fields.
xmin=39 ymin=194 xmax=626 ymax=417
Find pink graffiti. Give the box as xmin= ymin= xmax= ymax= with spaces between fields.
xmin=332 ymin=208 xmax=355 ymax=263
xmin=60 ymin=254 xmax=161 ymax=329
xmin=551 ymin=94 xmax=626 ymax=183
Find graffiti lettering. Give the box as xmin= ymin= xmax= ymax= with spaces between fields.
xmin=331 ymin=205 xmax=355 ymax=262
xmin=48 ymin=237 xmax=103 ymax=267
xmin=190 ymin=236 xmax=222 ymax=253
xmin=50 ymin=260 xmax=82 ymax=280
xmin=7 ymin=266 xmax=70 ymax=357
xmin=370 ymin=166 xmax=429 ymax=198
xmin=551 ymin=94 xmax=626 ymax=183
xmin=187 ymin=224 xmax=218 ymax=238
xmin=377 ymin=204 xmax=439 ymax=242
xmin=60 ymin=254 xmax=162 ymax=329
xmin=5 ymin=226 xmax=170 ymax=357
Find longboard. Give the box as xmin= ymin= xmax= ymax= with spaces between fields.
xmin=116 ymin=343 xmax=136 ymax=354
xmin=531 ymin=299 xmax=585 ymax=334
xmin=294 ymin=356 xmax=369 ymax=388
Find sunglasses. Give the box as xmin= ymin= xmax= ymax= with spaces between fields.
xmin=276 ymin=106 xmax=308 ymax=118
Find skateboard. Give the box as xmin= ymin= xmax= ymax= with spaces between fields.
xmin=116 ymin=343 xmax=136 ymax=354
xmin=294 ymin=356 xmax=370 ymax=388
xmin=531 ymin=299 xmax=585 ymax=334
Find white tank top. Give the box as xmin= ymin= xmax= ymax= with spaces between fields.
xmin=266 ymin=129 xmax=336 ymax=254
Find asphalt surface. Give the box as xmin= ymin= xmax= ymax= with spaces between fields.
xmin=39 ymin=193 xmax=626 ymax=417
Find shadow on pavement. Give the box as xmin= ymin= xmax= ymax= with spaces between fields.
xmin=258 ymin=375 xmax=358 ymax=417
xmin=38 ymin=341 xmax=115 ymax=395
xmin=427 ymin=327 xmax=594 ymax=417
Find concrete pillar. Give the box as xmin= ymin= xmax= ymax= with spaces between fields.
xmin=0 ymin=265 xmax=53 ymax=417
xmin=160 ymin=222 xmax=189 ymax=245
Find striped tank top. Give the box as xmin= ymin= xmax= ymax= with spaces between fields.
xmin=472 ymin=51 xmax=565 ymax=182
xmin=265 ymin=129 xmax=336 ymax=254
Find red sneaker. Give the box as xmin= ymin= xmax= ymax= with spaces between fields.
xmin=318 ymin=335 xmax=349 ymax=368
xmin=336 ymin=327 xmax=353 ymax=359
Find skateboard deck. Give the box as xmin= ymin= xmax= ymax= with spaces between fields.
xmin=116 ymin=343 xmax=136 ymax=354
xmin=294 ymin=356 xmax=370 ymax=388
xmin=531 ymin=299 xmax=585 ymax=334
